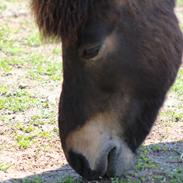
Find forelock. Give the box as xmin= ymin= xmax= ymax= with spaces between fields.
xmin=31 ymin=0 xmax=95 ymax=41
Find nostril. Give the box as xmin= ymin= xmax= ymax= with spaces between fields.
xmin=106 ymin=147 xmax=117 ymax=177
xmin=68 ymin=150 xmax=104 ymax=180
xmin=68 ymin=150 xmax=88 ymax=175
xmin=108 ymin=147 xmax=117 ymax=163
xmin=68 ymin=146 xmax=118 ymax=179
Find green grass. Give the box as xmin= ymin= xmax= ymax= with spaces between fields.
xmin=57 ymin=177 xmax=76 ymax=183
xmin=0 ymin=85 xmax=9 ymax=96
xmin=150 ymin=144 xmax=168 ymax=152
xmin=53 ymin=47 xmax=62 ymax=56
xmin=12 ymin=110 xmax=57 ymax=149
xmin=161 ymin=109 xmax=183 ymax=123
xmin=0 ymin=89 xmax=38 ymax=112
xmin=0 ymin=4 xmax=6 ymax=12
xmin=169 ymin=168 xmax=183 ymax=183
xmin=135 ymin=147 xmax=159 ymax=171
xmin=0 ymin=25 xmax=24 ymax=56
xmin=0 ymin=57 xmax=25 ymax=74
xmin=18 ymin=176 xmax=79 ymax=183
xmin=16 ymin=134 xmax=34 ymax=149
xmin=0 ymin=59 xmax=12 ymax=73
xmin=0 ymin=162 xmax=11 ymax=172
xmin=177 ymin=0 xmax=183 ymax=6
xmin=26 ymin=31 xmax=42 ymax=47
xmin=111 ymin=178 xmax=141 ymax=183
xmin=23 ymin=176 xmax=42 ymax=183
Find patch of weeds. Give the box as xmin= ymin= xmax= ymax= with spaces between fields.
xmin=0 ymin=58 xmax=12 ymax=73
xmin=26 ymin=53 xmax=45 ymax=80
xmin=6 ymin=42 xmax=23 ymax=56
xmin=152 ymin=175 xmax=166 ymax=182
xmin=57 ymin=177 xmax=79 ymax=183
xmin=23 ymin=176 xmax=42 ymax=183
xmin=44 ymin=62 xmax=62 ymax=80
xmin=1 ymin=25 xmax=25 ymax=62
xmin=177 ymin=0 xmax=183 ymax=6
xmin=38 ymin=131 xmax=52 ymax=138
xmin=0 ymin=57 xmax=24 ymax=74
xmin=7 ymin=56 xmax=24 ymax=67
xmin=13 ymin=112 xmax=56 ymax=147
xmin=0 ymin=162 xmax=11 ymax=172
xmin=169 ymin=168 xmax=183 ymax=183
xmin=0 ymin=89 xmax=38 ymax=112
xmin=30 ymin=115 xmax=46 ymax=126
xmin=28 ymin=70 xmax=42 ymax=80
xmin=161 ymin=109 xmax=183 ymax=123
xmin=0 ymin=39 xmax=23 ymax=56
xmin=53 ymin=47 xmax=62 ymax=56
xmin=172 ymin=111 xmax=183 ymax=122
xmin=111 ymin=177 xmax=141 ymax=183
xmin=111 ymin=177 xmax=128 ymax=183
xmin=27 ymin=53 xmax=62 ymax=81
xmin=7 ymin=95 xmax=36 ymax=112
xmin=0 ymin=25 xmax=23 ymax=56
xmin=41 ymin=99 xmax=49 ymax=108
xmin=26 ymin=30 xmax=42 ymax=46
xmin=28 ymin=62 xmax=62 ymax=81
xmin=150 ymin=144 xmax=169 ymax=153
xmin=16 ymin=123 xmax=35 ymax=133
xmin=16 ymin=134 xmax=34 ymax=149
xmin=0 ymin=3 xmax=6 ymax=12
xmin=8 ymin=0 xmax=19 ymax=3
xmin=0 ymin=0 xmax=18 ymax=12
xmin=0 ymin=114 xmax=11 ymax=123
xmin=0 ymin=98 xmax=6 ymax=110
xmin=0 ymin=25 xmax=10 ymax=39
xmin=30 ymin=110 xmax=56 ymax=127
xmin=150 ymin=144 xmax=162 ymax=152
xmin=136 ymin=147 xmax=159 ymax=171
xmin=30 ymin=53 xmax=45 ymax=65
xmin=0 ymin=85 xmax=9 ymax=95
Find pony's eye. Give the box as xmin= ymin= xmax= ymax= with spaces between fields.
xmin=82 ymin=44 xmax=101 ymax=59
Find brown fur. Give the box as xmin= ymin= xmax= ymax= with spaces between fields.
xmin=31 ymin=0 xmax=95 ymax=40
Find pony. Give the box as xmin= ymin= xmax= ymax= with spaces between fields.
xmin=31 ymin=0 xmax=183 ymax=180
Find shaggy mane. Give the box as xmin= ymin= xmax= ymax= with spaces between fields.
xmin=31 ymin=0 xmax=94 ymax=41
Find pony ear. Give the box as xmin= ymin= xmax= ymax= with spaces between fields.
xmin=31 ymin=0 xmax=92 ymax=41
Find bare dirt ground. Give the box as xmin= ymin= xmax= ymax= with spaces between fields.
xmin=0 ymin=1 xmax=183 ymax=183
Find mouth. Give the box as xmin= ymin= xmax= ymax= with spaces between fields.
xmin=66 ymin=137 xmax=136 ymax=180
xmin=64 ymin=112 xmax=135 ymax=180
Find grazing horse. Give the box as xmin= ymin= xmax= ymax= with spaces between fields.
xmin=31 ymin=0 xmax=183 ymax=180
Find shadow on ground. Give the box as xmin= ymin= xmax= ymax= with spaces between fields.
xmin=2 ymin=141 xmax=183 ymax=183
xmin=2 ymin=165 xmax=80 ymax=183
